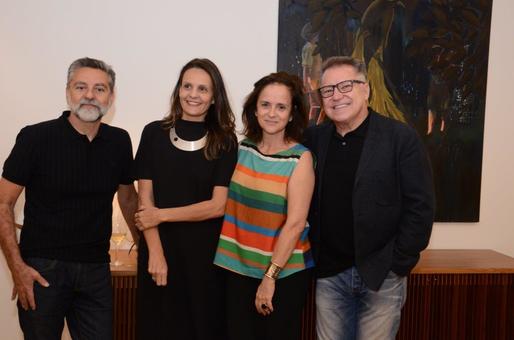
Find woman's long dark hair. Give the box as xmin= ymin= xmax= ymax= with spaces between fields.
xmin=162 ymin=58 xmax=236 ymax=160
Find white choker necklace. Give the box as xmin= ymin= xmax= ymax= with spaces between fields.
xmin=169 ymin=127 xmax=207 ymax=151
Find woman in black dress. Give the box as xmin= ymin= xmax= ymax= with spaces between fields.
xmin=133 ymin=58 xmax=237 ymax=340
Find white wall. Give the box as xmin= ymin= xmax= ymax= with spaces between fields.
xmin=0 ymin=0 xmax=513 ymax=338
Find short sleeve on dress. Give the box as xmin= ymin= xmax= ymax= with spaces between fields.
xmin=134 ymin=123 xmax=157 ymax=180
xmin=212 ymin=140 xmax=237 ymax=187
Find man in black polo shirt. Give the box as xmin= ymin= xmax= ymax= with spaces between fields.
xmin=305 ymin=56 xmax=434 ymax=340
xmin=0 ymin=57 xmax=138 ymax=339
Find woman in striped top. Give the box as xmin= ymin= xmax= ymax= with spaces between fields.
xmin=214 ymin=72 xmax=315 ymax=340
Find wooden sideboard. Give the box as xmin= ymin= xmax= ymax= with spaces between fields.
xmin=397 ymin=250 xmax=514 ymax=340
xmin=111 ymin=249 xmax=514 ymax=340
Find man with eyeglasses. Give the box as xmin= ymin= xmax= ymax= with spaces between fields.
xmin=0 ymin=57 xmax=138 ymax=339
xmin=305 ymin=56 xmax=434 ymax=340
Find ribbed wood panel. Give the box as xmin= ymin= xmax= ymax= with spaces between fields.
xmin=397 ymin=273 xmax=514 ymax=340
xmin=112 ymin=275 xmax=137 ymax=340
xmin=111 ymin=274 xmax=514 ymax=340
xmin=110 ymin=250 xmax=514 ymax=340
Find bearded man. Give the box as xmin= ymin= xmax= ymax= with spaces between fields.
xmin=0 ymin=57 xmax=138 ymax=340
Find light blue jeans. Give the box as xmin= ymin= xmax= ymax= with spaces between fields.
xmin=316 ymin=267 xmax=407 ymax=340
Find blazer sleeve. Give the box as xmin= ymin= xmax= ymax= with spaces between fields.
xmin=392 ymin=127 xmax=435 ymax=276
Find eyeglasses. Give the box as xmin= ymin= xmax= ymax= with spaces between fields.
xmin=318 ymin=80 xmax=366 ymax=98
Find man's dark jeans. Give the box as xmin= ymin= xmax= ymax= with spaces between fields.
xmin=18 ymin=257 xmax=112 ymax=340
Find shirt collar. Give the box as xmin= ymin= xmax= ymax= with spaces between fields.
xmin=332 ymin=113 xmax=370 ymax=139
xmin=352 ymin=113 xmax=369 ymax=138
xmin=59 ymin=111 xmax=107 ymax=141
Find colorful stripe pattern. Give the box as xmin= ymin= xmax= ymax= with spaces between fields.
xmin=214 ymin=139 xmax=314 ymax=279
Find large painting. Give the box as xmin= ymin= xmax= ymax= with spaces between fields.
xmin=278 ymin=0 xmax=493 ymax=222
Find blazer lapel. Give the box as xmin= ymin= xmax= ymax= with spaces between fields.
xmin=355 ymin=112 xmax=381 ymax=186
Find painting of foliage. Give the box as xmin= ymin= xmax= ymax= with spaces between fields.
xmin=278 ymin=0 xmax=493 ymax=222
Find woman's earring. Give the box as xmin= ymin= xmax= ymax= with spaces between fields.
xmin=288 ymin=116 xmax=293 ymax=122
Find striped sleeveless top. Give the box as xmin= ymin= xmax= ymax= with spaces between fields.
xmin=214 ymin=139 xmax=314 ymax=279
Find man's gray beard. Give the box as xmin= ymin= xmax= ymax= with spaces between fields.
xmin=75 ymin=105 xmax=104 ymax=122
xmin=68 ymin=99 xmax=110 ymax=122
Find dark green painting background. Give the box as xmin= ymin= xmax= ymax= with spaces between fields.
xmin=277 ymin=0 xmax=493 ymax=222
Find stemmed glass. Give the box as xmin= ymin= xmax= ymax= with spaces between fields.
xmin=110 ymin=212 xmax=126 ymax=266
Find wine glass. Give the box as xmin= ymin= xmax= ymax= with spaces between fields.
xmin=111 ymin=214 xmax=127 ymax=266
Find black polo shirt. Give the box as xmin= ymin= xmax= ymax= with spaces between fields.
xmin=317 ymin=115 xmax=369 ymax=278
xmin=2 ymin=111 xmax=133 ymax=262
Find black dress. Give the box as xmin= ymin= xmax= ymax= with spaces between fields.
xmin=134 ymin=119 xmax=237 ymax=340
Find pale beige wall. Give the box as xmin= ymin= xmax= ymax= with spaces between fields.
xmin=1 ymin=0 xmax=513 ymax=338
xmin=0 ymin=1 xmax=278 ymax=338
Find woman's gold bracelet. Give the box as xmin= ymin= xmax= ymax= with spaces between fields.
xmin=264 ymin=261 xmax=282 ymax=280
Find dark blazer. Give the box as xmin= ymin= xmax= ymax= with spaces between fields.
xmin=305 ymin=110 xmax=435 ymax=291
